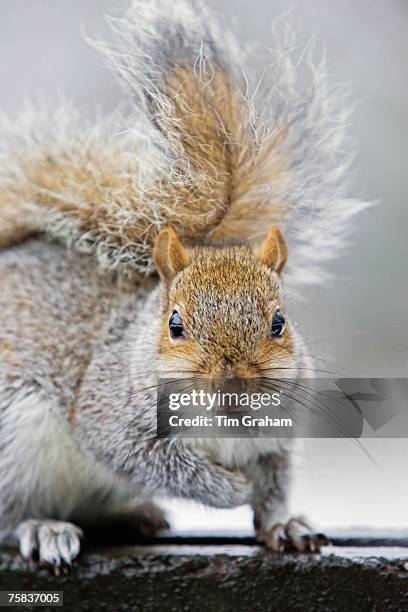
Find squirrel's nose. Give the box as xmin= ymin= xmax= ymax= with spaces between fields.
xmin=222 ymin=355 xmax=235 ymax=377
xmin=220 ymin=355 xmax=258 ymax=378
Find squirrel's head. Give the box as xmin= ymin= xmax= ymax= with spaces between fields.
xmin=153 ymin=226 xmax=297 ymax=378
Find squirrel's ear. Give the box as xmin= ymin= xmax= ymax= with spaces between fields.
xmin=256 ymin=225 xmax=288 ymax=275
xmin=154 ymin=227 xmax=189 ymax=284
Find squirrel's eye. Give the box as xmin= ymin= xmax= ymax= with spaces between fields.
xmin=271 ymin=309 xmax=285 ymax=337
xmin=169 ymin=310 xmax=185 ymax=339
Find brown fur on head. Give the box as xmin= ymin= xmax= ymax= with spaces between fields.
xmin=154 ymin=225 xmax=297 ymax=379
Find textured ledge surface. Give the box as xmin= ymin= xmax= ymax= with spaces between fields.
xmin=1 ymin=538 xmax=408 ymax=612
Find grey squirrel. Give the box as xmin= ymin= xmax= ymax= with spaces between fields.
xmin=0 ymin=0 xmax=367 ymax=571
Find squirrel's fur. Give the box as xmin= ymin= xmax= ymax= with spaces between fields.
xmin=0 ymin=0 xmax=366 ymax=569
xmin=0 ymin=0 xmax=367 ymax=288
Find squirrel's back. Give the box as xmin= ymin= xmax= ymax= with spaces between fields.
xmin=0 ymin=239 xmax=154 ymax=415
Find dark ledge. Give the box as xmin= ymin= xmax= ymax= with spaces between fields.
xmin=1 ymin=535 xmax=408 ymax=612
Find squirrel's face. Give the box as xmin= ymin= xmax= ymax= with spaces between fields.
xmin=154 ymin=226 xmax=297 ymax=378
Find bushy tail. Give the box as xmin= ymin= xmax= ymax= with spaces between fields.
xmin=0 ymin=0 xmax=369 ymax=286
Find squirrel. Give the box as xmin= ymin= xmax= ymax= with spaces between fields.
xmin=0 ymin=0 xmax=368 ymax=571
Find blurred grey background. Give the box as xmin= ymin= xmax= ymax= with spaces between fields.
xmin=1 ymin=0 xmax=407 ymax=530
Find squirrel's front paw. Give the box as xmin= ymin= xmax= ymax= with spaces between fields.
xmin=15 ymin=519 xmax=83 ymax=574
xmin=256 ymin=517 xmax=329 ymax=553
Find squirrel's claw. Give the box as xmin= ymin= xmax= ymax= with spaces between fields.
xmin=15 ymin=519 xmax=83 ymax=573
xmin=257 ymin=518 xmax=330 ymax=553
